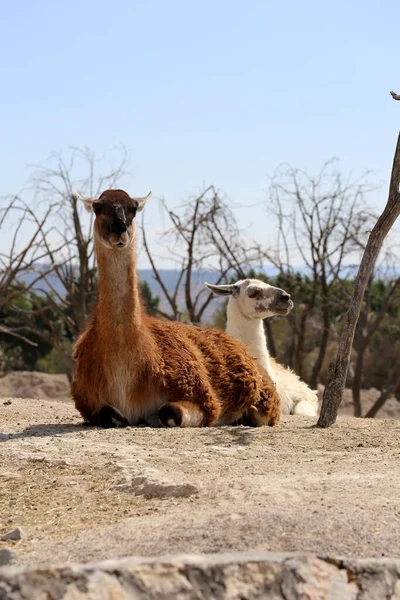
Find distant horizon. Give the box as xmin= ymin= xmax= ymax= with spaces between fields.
xmin=19 ymin=262 xmax=400 ymax=323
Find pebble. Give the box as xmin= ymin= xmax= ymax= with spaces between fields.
xmin=1 ymin=527 xmax=25 ymax=541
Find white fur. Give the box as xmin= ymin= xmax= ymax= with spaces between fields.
xmin=206 ymin=279 xmax=319 ymax=417
xmin=269 ymin=359 xmax=319 ymax=416
xmin=226 ymin=298 xmax=276 ymax=383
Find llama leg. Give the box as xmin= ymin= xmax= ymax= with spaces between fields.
xmin=158 ymin=401 xmax=208 ymax=428
xmin=160 ymin=369 xmax=221 ymax=426
xmin=73 ymin=387 xmax=131 ymax=428
xmin=90 ymin=405 xmax=130 ymax=428
xmin=252 ymin=387 xmax=281 ymax=426
xmin=241 ymin=405 xmax=265 ymax=427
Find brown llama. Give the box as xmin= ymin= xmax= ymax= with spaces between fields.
xmin=71 ymin=189 xmax=280 ymax=428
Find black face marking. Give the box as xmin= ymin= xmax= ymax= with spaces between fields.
xmin=254 ymin=301 xmax=268 ymax=313
xmin=247 ymin=287 xmax=259 ymax=299
xmin=271 ymin=289 xmax=292 ymax=308
xmin=94 ymin=202 xmax=137 ymax=222
xmin=110 ymin=204 xmax=128 ymax=235
xmin=125 ymin=205 xmax=137 ymax=223
xmin=93 ymin=202 xmax=103 ymax=216
xmin=249 ymin=286 xmax=292 ymax=314
xmin=247 ymin=286 xmax=274 ymax=301
xmin=114 ymin=204 xmax=125 ymax=221
xmin=231 ymin=284 xmax=240 ymax=297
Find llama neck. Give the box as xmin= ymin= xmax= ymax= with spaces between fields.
xmin=95 ymin=238 xmax=142 ymax=331
xmin=226 ymin=300 xmax=275 ymax=382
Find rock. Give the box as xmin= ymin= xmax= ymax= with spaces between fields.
xmin=1 ymin=552 xmax=400 ymax=600
xmin=0 ymin=549 xmax=16 ymax=567
xmin=116 ymin=468 xmax=198 ymax=499
xmin=1 ymin=527 xmax=25 ymax=542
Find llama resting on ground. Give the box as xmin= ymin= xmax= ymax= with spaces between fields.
xmin=71 ymin=190 xmax=280 ymax=428
xmin=205 ymin=279 xmax=319 ymax=416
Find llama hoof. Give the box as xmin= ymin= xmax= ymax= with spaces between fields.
xmin=158 ymin=403 xmax=183 ymax=427
xmin=94 ymin=405 xmax=130 ymax=428
xmin=242 ymin=406 xmax=265 ymax=427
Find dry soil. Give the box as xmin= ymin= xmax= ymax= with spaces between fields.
xmin=1 ymin=396 xmax=399 ymax=566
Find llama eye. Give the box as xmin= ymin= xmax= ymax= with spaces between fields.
xmin=247 ymin=288 xmax=259 ymax=299
xmin=127 ymin=206 xmax=137 ymax=218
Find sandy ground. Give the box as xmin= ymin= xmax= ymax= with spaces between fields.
xmin=1 ymin=396 xmax=400 ymax=566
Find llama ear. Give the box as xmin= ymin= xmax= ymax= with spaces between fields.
xmin=73 ymin=191 xmax=97 ymax=213
xmin=204 ymin=283 xmax=237 ymax=296
xmin=131 ymin=191 xmax=152 ymax=212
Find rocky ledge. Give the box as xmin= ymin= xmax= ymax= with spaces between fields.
xmin=1 ymin=552 xmax=400 ymax=600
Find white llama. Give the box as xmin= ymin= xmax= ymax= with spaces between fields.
xmin=205 ymin=279 xmax=319 ymax=416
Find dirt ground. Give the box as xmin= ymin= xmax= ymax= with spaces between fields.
xmin=1 ymin=396 xmax=399 ymax=566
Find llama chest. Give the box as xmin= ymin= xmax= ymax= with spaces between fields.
xmin=104 ymin=360 xmax=164 ymax=425
xmin=105 ymin=361 xmax=133 ymax=412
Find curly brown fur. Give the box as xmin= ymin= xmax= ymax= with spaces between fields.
xmin=71 ymin=189 xmax=280 ymax=428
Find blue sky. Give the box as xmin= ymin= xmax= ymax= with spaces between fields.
xmin=1 ymin=0 xmax=399 ymax=267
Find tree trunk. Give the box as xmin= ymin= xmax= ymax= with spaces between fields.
xmin=284 ymin=315 xmax=297 ymax=368
xmin=351 ymin=285 xmax=371 ymax=417
xmin=364 ymin=372 xmax=400 ymax=418
xmin=352 ymin=344 xmax=366 ymax=417
xmin=364 ymin=389 xmax=392 ymax=419
xmin=294 ymin=288 xmax=316 ymax=378
xmin=311 ymin=278 xmax=330 ymax=389
xmin=317 ymin=132 xmax=400 ymax=427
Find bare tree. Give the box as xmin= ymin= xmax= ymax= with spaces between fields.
xmin=365 ymin=369 xmax=400 ymax=418
xmin=0 ymin=195 xmax=60 ymax=345
xmin=7 ymin=146 xmax=130 ymax=373
xmin=142 ymin=186 xmax=260 ymax=323
xmin=318 ymin=132 xmax=400 ymax=427
xmin=264 ymin=161 xmax=374 ymax=386
xmin=352 ymin=272 xmax=400 ymax=416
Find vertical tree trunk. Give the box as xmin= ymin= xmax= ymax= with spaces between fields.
xmin=351 ymin=279 xmax=371 ymax=417
xmin=284 ymin=316 xmax=297 ymax=368
xmin=352 ymin=344 xmax=366 ymax=417
xmin=317 ymin=132 xmax=400 ymax=427
xmin=294 ymin=288 xmax=316 ymax=378
xmin=311 ymin=278 xmax=330 ymax=389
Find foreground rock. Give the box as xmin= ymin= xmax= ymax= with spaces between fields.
xmin=1 ymin=528 xmax=25 ymax=542
xmin=1 ymin=397 xmax=400 ymax=567
xmin=1 ymin=552 xmax=400 ymax=599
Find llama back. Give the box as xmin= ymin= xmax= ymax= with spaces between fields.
xmin=149 ymin=319 xmax=280 ymax=425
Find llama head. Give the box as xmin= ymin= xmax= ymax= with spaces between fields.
xmin=205 ymin=278 xmax=293 ymax=319
xmin=75 ymin=189 xmax=151 ymax=249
